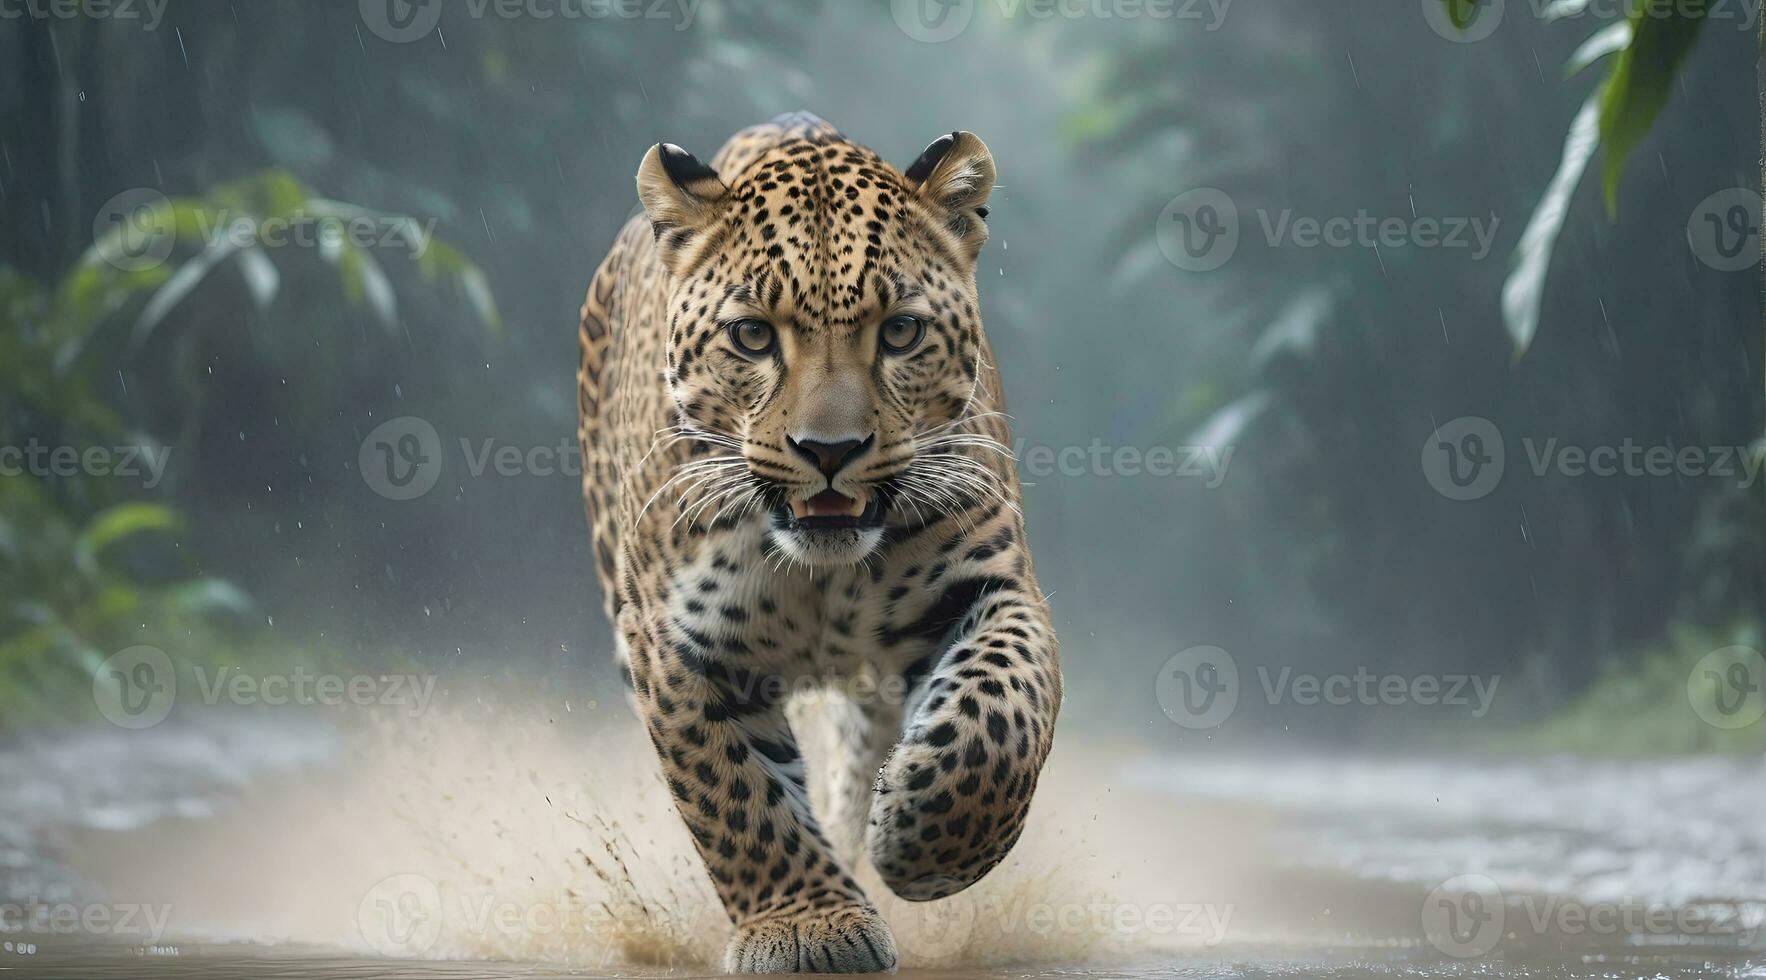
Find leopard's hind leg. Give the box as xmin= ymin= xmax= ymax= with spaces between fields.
xmin=792 ymin=682 xmax=902 ymax=868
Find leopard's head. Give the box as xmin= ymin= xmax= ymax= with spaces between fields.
xmin=637 ymin=130 xmax=999 ymax=567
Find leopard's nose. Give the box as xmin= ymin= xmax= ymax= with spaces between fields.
xmin=787 ymin=434 xmax=873 ymax=479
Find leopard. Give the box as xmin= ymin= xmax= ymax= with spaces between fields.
xmin=575 ymin=111 xmax=1061 ymax=973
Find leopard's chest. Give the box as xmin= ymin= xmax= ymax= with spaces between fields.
xmin=652 ymin=521 xmax=885 ymax=679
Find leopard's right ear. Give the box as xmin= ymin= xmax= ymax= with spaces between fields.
xmin=636 ymin=142 xmax=730 ymax=277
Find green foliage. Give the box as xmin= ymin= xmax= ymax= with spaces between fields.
xmin=57 ymin=170 xmax=501 ymax=375
xmin=0 ymin=469 xmax=247 ymax=727
xmin=0 ymin=270 xmax=231 ymax=724
xmin=1442 ymin=0 xmax=1482 ymax=29
xmin=1438 ymin=0 xmax=1710 ymax=354
xmin=1496 ymin=624 xmax=1766 ymax=755
xmin=1081 ymin=4 xmax=1759 ymax=733
xmin=1596 ymin=2 xmax=1706 ymax=216
xmin=0 ymin=169 xmax=504 ymax=726
xmin=1502 ymin=93 xmax=1602 ymax=358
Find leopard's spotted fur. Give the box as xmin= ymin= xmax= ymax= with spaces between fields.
xmin=576 ymin=112 xmax=1061 ymax=973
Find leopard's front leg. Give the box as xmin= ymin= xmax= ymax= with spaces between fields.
xmin=622 ymin=615 xmax=898 ymax=973
xmin=867 ymin=543 xmax=1062 ymax=902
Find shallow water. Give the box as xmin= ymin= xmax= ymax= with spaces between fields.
xmin=2 ymin=702 xmax=1762 ymax=978
xmin=4 ymin=943 xmax=1763 ymax=979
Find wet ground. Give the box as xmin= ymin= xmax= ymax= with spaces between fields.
xmin=4 ymin=943 xmax=1762 ymax=979
xmin=2 ymin=707 xmax=1762 ymax=979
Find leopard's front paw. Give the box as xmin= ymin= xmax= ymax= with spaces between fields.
xmin=723 ymin=903 xmax=898 ymax=974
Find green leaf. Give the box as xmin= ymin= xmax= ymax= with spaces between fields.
xmin=130 ymin=235 xmax=248 ymax=349
xmin=1596 ymin=1 xmax=1705 ymax=217
xmin=74 ymin=503 xmax=183 ymax=579
xmin=211 ymin=169 xmax=311 ymax=218
xmin=164 ymin=578 xmax=257 ymax=617
xmin=1441 ymin=0 xmax=1481 ymax=28
xmin=1504 ymin=92 xmax=1604 ymax=359
xmin=1566 ymin=21 xmax=1635 ymax=76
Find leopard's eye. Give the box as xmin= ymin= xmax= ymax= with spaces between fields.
xmin=729 ymin=318 xmax=776 ymax=357
xmin=879 ymin=315 xmax=925 ymax=355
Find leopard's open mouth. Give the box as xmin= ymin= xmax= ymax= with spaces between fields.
xmin=776 ymin=489 xmax=885 ymax=531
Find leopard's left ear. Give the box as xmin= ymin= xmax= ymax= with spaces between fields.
xmin=903 ymin=131 xmax=994 ymax=262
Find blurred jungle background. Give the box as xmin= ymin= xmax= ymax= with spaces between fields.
xmin=1 ymin=0 xmax=1764 ymax=973
xmin=4 ymin=0 xmax=1759 ymax=748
